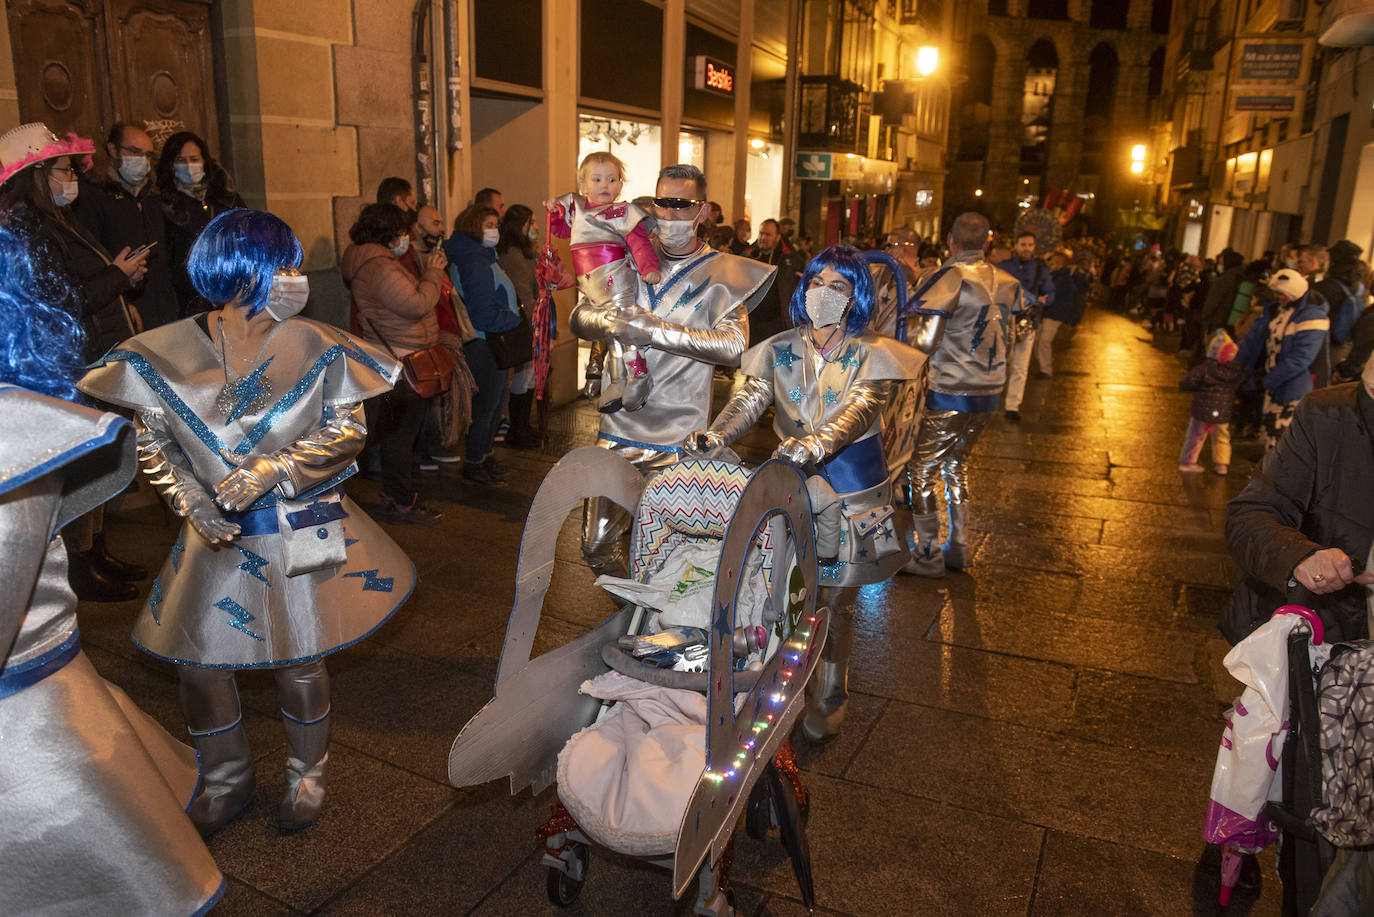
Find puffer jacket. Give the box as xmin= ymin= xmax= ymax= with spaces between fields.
xmin=1223 ymin=383 xmax=1374 ymax=643
xmin=1180 ymin=357 xmax=1246 ymax=424
xmin=341 ymin=242 xmax=442 ymax=356
xmin=1234 ymin=293 xmax=1330 ymax=404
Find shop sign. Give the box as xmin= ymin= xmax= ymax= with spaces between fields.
xmin=1234 ymin=92 xmax=1299 ymax=112
xmin=795 ymin=152 xmax=833 ymax=180
xmin=691 ymin=56 xmax=735 ymax=96
xmin=1238 ymin=42 xmax=1304 ymax=81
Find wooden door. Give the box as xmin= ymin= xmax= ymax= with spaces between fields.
xmin=7 ymin=0 xmax=217 ymax=155
xmin=6 ymin=0 xmax=111 ymax=141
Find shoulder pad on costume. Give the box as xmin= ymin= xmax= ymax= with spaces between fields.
xmin=0 ymin=386 xmax=135 ymax=529
xmin=707 ymin=251 xmax=778 ymax=314
xmin=906 ymin=265 xmax=961 ymax=315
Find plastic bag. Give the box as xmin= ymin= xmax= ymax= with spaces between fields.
xmin=595 ymin=540 xmax=766 ymax=630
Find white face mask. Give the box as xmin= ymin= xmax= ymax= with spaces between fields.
xmin=805 ymin=285 xmax=850 ymax=328
xmin=174 ymin=162 xmax=205 ymax=185
xmin=264 ymin=272 xmax=310 ymax=322
xmin=481 ymin=227 xmax=500 ymax=248
xmin=658 ymin=214 xmax=700 ymax=250
xmin=52 ymin=180 xmax=79 ymax=207
xmin=118 ymin=156 xmax=150 ymax=185
xmin=391 ymin=236 xmax=411 ymax=257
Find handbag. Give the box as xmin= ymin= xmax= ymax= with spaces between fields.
xmin=484 ymin=305 xmax=534 ymax=370
xmin=357 ymin=309 xmax=455 ymax=398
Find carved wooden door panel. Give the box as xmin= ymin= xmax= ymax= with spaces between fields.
xmin=104 ymin=0 xmax=217 ymax=153
xmin=6 ymin=0 xmax=111 ymax=141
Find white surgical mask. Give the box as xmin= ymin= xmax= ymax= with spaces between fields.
xmin=264 ymin=272 xmax=310 ymax=322
xmin=658 ymin=216 xmax=699 ymax=250
xmin=481 ymin=227 xmax=499 ymax=248
xmin=391 ymin=236 xmax=411 ymax=257
xmin=174 ymin=162 xmax=205 ymax=185
xmin=805 ymin=285 xmax=850 ymax=328
xmin=52 ymin=180 xmax=79 ymax=207
xmin=118 ymin=156 xmax=150 ymax=185
xmin=527 ymin=227 xmax=538 ymax=241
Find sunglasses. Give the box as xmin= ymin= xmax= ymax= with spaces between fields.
xmin=653 ymin=197 xmax=703 ymax=210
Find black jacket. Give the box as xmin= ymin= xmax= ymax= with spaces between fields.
xmin=743 ymin=242 xmax=804 ymax=346
xmin=1200 ymin=265 xmax=1243 ymax=333
xmin=1180 ymin=358 xmax=1245 ymax=423
xmin=1223 ymin=383 xmax=1374 ymax=643
xmin=160 ymin=186 xmax=246 ymax=314
xmin=74 ymin=174 xmax=180 ymax=329
xmin=11 ymin=205 xmax=135 ymax=362
xmin=1338 ymin=304 xmax=1374 ymax=381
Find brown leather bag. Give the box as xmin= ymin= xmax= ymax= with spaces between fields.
xmin=356 ymin=309 xmax=455 ymax=398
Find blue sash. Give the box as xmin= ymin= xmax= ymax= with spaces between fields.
xmin=819 ymin=435 xmax=887 ymax=494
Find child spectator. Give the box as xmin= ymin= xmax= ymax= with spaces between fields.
xmin=1179 ymin=329 xmax=1245 ymax=474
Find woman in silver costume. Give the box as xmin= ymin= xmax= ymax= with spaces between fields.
xmin=684 ymin=244 xmax=924 ymax=741
xmin=80 ymin=209 xmax=416 ymax=836
xmin=0 ymin=222 xmax=223 ymax=915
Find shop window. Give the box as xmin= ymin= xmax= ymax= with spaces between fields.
xmin=1089 ymin=0 xmax=1128 ymax=29
xmin=1027 ymin=0 xmax=1069 ymax=20
xmin=474 ymin=0 xmax=541 ymax=88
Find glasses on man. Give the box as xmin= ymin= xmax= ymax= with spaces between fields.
xmin=652 ymin=197 xmax=704 ymax=211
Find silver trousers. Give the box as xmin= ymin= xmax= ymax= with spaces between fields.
xmin=906 ymin=409 xmax=994 ymax=515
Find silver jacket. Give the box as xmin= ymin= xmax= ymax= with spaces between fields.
xmin=907 ymin=249 xmax=1023 ymax=410
xmin=572 ymin=241 xmax=775 ymax=461
xmin=0 ymin=386 xmax=223 ymax=916
xmin=79 ymin=316 xmax=417 ymax=668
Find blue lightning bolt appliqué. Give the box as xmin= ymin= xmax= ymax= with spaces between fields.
xmin=148 ymin=576 xmax=163 ymax=624
xmin=670 ymin=282 xmax=706 ymax=313
xmin=969 ymin=304 xmax=990 ymax=358
xmin=343 ymin=569 xmax=394 ymax=592
xmin=214 ymin=597 xmax=264 ymax=641
xmin=224 ymin=356 xmax=275 ymax=423
xmin=171 ymin=530 xmax=184 ymax=572
xmin=234 ymin=545 xmax=270 ymax=585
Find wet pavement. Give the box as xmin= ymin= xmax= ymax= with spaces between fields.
xmin=83 ymin=307 xmax=1278 ymax=915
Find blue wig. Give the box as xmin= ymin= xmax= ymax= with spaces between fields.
xmin=187 ymin=209 xmax=303 ymax=315
xmin=787 ymin=244 xmax=876 ymax=336
xmin=0 ymin=223 xmax=86 ymax=400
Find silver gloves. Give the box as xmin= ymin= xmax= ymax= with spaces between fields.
xmin=136 ymin=412 xmax=240 ymax=544
xmin=788 ymin=380 xmax=891 ymax=465
xmin=703 ymin=375 xmax=774 ymax=446
xmin=682 ymin=429 xmax=727 ymax=459
xmin=775 ymin=436 xmax=823 ymax=466
xmin=215 ymin=403 xmax=366 ymax=509
xmin=573 ymin=301 xmax=749 ymax=368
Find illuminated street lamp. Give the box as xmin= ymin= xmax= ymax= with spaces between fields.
xmin=916 ymin=46 xmax=939 ymax=77
xmin=1130 ymin=143 xmax=1146 ymax=175
xmin=974 ymin=188 xmax=984 ymax=197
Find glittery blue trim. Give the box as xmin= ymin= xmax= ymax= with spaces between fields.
xmin=597 ymin=432 xmax=683 ymax=454
xmin=131 ymin=561 xmax=417 ymax=669
xmin=191 ymin=877 xmax=227 ymax=917
xmin=232 ymin=345 xmax=360 ymax=456
xmin=0 ymin=409 xmax=130 ymax=499
xmin=0 ymin=630 xmax=81 ymax=699
xmin=645 ymin=251 xmax=719 ymax=310
xmin=281 ymin=707 xmax=330 ymax=726
xmin=188 ymin=715 xmax=243 ymax=739
xmin=148 ymin=576 xmax=163 ymax=624
xmin=171 ymin=530 xmax=185 ymax=572
xmin=100 ymin=350 xmax=229 ymax=461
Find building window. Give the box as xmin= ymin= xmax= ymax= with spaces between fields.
xmin=988 ymin=0 xmax=1008 ymax=13
xmin=1027 ymin=0 xmax=1069 ymax=20
xmin=1089 ymin=0 xmax=1129 ymax=29
xmin=1021 ymin=39 xmax=1058 ymax=175
xmin=1147 ymin=47 xmax=1165 ymax=97
xmin=1082 ymin=44 xmax=1118 ymax=175
xmin=956 ymin=34 xmax=996 ymax=161
xmin=473 ymin=0 xmax=542 ymax=88
xmin=1150 ymin=0 xmax=1172 ymax=34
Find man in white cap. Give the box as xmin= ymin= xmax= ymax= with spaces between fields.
xmin=1233 ymin=267 xmax=1330 ymax=450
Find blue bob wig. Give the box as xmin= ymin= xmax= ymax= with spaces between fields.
xmin=787 ymin=244 xmax=876 ymax=336
xmin=0 ymin=222 xmax=86 ymax=400
xmin=187 ymin=209 xmax=303 ymax=315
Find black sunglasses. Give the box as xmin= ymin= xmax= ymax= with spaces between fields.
xmin=653 ymin=197 xmax=704 ymax=210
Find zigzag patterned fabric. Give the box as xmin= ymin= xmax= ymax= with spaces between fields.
xmin=630 ymin=460 xmax=776 ymax=590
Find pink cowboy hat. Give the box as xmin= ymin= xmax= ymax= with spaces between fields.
xmin=0 ymin=122 xmax=94 ymax=187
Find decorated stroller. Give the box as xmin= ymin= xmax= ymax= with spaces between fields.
xmin=448 ymin=447 xmax=830 ymax=914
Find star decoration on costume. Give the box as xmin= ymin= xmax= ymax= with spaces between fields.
xmin=858 ymin=548 xmax=869 ymax=559
xmin=773 ymin=344 xmax=801 ymax=369
xmin=214 ymin=596 xmax=264 ymax=641
xmin=713 ymin=600 xmax=732 ymax=638
xmin=171 ymin=531 xmax=185 ymax=572
xmin=148 ymin=576 xmax=163 ymax=624
xmin=343 ymin=569 xmax=394 ymax=592
xmin=823 ymin=387 xmax=840 ymax=406
xmin=837 ymin=345 xmax=861 ymax=372
xmin=787 ymin=386 xmax=804 ymax=404
xmin=234 ymin=545 xmax=270 ymax=585
xmin=794 ymin=418 xmax=805 ymax=429
xmin=882 ymin=525 xmax=895 ymax=541
xmin=820 ymin=560 xmax=845 ymax=580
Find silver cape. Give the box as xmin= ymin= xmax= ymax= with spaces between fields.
xmin=0 ymin=385 xmax=223 ymax=916
xmin=910 ymin=250 xmax=1022 ymax=403
xmin=79 ymin=316 xmax=417 ymax=668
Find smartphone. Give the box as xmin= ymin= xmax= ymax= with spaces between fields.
xmin=128 ymin=240 xmax=158 ymax=259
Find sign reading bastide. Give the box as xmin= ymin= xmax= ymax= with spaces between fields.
xmin=692 ymin=56 xmax=735 ymax=97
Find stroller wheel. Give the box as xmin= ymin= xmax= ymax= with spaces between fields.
xmin=745 ymin=780 xmax=771 ymax=840
xmin=545 ymin=843 xmax=588 ymax=906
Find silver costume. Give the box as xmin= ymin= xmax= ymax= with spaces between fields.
xmin=696 ymin=327 xmax=924 ymax=740
xmin=0 ymin=386 xmax=223 ymax=916
xmin=904 ymin=250 xmax=1023 ymax=576
xmin=79 ymin=315 xmax=415 ymax=833
xmin=572 ymin=241 xmax=775 ymax=573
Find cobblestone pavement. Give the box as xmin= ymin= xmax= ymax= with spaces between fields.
xmin=84 ymin=307 xmax=1280 ymax=915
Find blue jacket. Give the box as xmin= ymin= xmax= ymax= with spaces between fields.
xmin=997 ymin=256 xmax=1055 ymax=321
xmin=443 ymin=233 xmax=520 ymax=334
xmin=1044 ymin=267 xmax=1087 ymax=325
xmin=1235 ymin=293 xmax=1330 ymax=404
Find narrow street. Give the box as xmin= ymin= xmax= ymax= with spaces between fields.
xmin=83 ymin=307 xmax=1274 ymax=915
